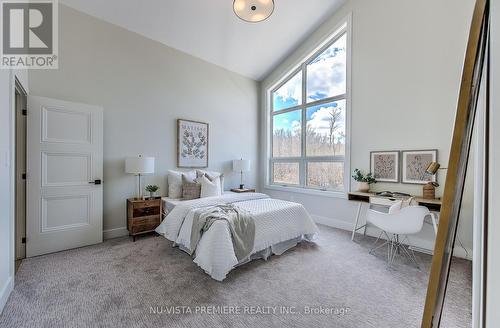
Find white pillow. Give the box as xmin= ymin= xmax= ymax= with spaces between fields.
xmin=167 ymin=170 xmax=196 ymax=198
xmin=196 ymin=170 xmax=224 ymax=193
xmin=199 ymin=175 xmax=221 ymax=198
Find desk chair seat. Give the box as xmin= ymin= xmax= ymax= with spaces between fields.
xmin=367 ymin=205 xmax=429 ymax=267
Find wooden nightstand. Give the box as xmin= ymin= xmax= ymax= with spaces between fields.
xmin=230 ymin=188 xmax=256 ymax=193
xmin=127 ymin=198 xmax=163 ymax=241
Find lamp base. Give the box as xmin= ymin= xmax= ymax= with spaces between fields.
xmin=240 ymin=184 xmax=245 ymax=189
xmin=423 ymin=182 xmax=436 ymax=199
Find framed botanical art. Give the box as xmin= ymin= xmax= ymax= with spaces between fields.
xmin=401 ymin=149 xmax=438 ymax=184
xmin=370 ymin=151 xmax=399 ymax=183
xmin=177 ymin=119 xmax=209 ymax=168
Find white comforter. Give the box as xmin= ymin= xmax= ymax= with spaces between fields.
xmin=155 ymin=193 xmax=319 ymax=281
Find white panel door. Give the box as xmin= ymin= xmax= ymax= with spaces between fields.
xmin=27 ymin=96 xmax=103 ymax=257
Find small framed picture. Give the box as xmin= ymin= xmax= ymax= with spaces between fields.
xmin=177 ymin=119 xmax=209 ymax=168
xmin=370 ymin=151 xmax=400 ymax=183
xmin=401 ymin=149 xmax=438 ymax=184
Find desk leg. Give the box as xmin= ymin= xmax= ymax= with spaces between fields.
xmin=351 ymin=203 xmax=363 ymax=241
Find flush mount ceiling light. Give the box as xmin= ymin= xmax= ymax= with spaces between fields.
xmin=233 ymin=0 xmax=275 ymax=23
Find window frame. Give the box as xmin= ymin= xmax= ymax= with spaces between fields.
xmin=266 ymin=16 xmax=352 ymax=197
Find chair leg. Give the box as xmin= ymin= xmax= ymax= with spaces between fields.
xmin=402 ymin=236 xmax=420 ymax=269
xmin=368 ymin=231 xmax=384 ymax=254
xmin=383 ymin=232 xmax=394 ymax=265
xmin=370 ymin=240 xmax=389 ymax=255
xmin=396 ymin=234 xmax=401 ymax=255
xmin=369 ymin=232 xmax=421 ymax=269
xmin=389 ymin=234 xmax=399 ymax=266
xmin=386 ymin=235 xmax=421 ymax=269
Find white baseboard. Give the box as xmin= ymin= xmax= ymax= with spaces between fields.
xmin=103 ymin=227 xmax=128 ymax=240
xmin=311 ymin=214 xmax=472 ymax=260
xmin=311 ymin=214 xmax=353 ymax=231
xmin=0 ymin=276 xmax=13 ymax=315
xmin=408 ymin=245 xmax=473 ymax=261
xmin=452 ymin=247 xmax=473 ymax=260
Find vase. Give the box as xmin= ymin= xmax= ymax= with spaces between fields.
xmin=149 ymin=192 xmax=155 ymax=199
xmin=357 ymin=182 xmax=370 ymax=192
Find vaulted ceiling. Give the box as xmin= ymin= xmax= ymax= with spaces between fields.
xmin=60 ymin=0 xmax=346 ymax=81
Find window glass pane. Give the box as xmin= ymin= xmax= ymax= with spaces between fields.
xmin=273 ymin=110 xmax=302 ymax=158
xmin=307 ymin=33 xmax=346 ymax=103
xmin=273 ymin=162 xmax=300 ymax=185
xmin=306 ymin=99 xmax=346 ymax=156
xmin=307 ymin=162 xmax=344 ymax=190
xmin=273 ymin=71 xmax=302 ymax=111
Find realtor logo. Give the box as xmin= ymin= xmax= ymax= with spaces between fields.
xmin=1 ymin=0 xmax=58 ymax=69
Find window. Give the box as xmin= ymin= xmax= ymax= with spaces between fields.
xmin=269 ymin=22 xmax=349 ymax=193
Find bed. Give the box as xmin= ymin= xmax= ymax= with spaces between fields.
xmin=156 ymin=192 xmax=319 ymax=281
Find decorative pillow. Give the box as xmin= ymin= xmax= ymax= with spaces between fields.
xmin=181 ymin=174 xmax=201 ymax=200
xmin=199 ymin=175 xmax=221 ymax=198
xmin=167 ymin=170 xmax=196 ymax=198
xmin=196 ymin=170 xmax=224 ymax=193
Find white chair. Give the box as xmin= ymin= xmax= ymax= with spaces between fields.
xmin=366 ymin=205 xmax=429 ymax=267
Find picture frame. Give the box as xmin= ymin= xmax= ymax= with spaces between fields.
xmin=370 ymin=151 xmax=400 ymax=183
xmin=401 ymin=149 xmax=438 ymax=184
xmin=177 ymin=119 xmax=209 ymax=168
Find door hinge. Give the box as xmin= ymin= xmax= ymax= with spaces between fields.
xmin=22 ymin=173 xmax=26 ymax=180
xmin=22 ymin=109 xmax=27 ymax=116
xmin=21 ymin=237 xmax=26 ymax=244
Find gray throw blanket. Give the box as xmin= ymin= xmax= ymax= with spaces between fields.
xmin=190 ymin=204 xmax=255 ymax=261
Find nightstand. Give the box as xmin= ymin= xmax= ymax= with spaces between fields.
xmin=127 ymin=198 xmax=163 ymax=241
xmin=230 ymin=188 xmax=256 ymax=193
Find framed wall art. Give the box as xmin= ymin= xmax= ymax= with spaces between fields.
xmin=401 ymin=149 xmax=438 ymax=184
xmin=177 ymin=119 xmax=209 ymax=168
xmin=370 ymin=151 xmax=399 ymax=183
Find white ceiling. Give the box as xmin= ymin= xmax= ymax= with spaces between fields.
xmin=60 ymin=0 xmax=346 ymax=81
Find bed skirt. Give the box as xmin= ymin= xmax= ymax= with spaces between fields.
xmin=174 ymin=234 xmax=317 ymax=281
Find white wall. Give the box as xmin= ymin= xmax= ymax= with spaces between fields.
xmin=28 ymin=5 xmax=260 ymax=238
xmin=260 ymin=0 xmax=476 ymax=257
xmin=487 ymin=0 xmax=499 ymax=325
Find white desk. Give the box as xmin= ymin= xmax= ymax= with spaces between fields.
xmin=348 ymin=191 xmax=441 ymax=241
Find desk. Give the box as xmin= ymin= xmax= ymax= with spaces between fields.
xmin=348 ymin=191 xmax=442 ymax=241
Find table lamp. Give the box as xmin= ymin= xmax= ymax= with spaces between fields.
xmin=125 ymin=155 xmax=155 ymax=199
xmin=233 ymin=159 xmax=251 ymax=189
xmin=423 ymin=161 xmax=447 ymax=199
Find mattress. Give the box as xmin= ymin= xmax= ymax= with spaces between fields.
xmin=156 ymin=192 xmax=319 ymax=281
xmin=161 ymin=197 xmax=183 ymax=213
xmin=161 ymin=192 xmax=235 ymax=214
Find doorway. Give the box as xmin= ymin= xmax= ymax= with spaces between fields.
xmin=14 ymin=79 xmax=27 ymax=273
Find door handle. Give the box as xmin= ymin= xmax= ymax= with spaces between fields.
xmin=89 ymin=179 xmax=102 ymax=185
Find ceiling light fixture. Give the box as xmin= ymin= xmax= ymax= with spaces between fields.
xmin=233 ymin=0 xmax=275 ymax=23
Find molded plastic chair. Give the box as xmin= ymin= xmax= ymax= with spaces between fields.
xmin=367 ymin=205 xmax=429 ymax=267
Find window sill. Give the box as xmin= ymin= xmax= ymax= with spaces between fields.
xmin=263 ymin=184 xmax=348 ymax=199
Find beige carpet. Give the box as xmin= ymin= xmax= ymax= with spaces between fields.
xmin=0 ymin=225 xmax=471 ymax=328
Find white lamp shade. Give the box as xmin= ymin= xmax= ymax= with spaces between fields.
xmin=233 ymin=0 xmax=274 ymax=23
xmin=125 ymin=156 xmax=155 ymax=174
xmin=233 ymin=159 xmax=251 ymax=172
